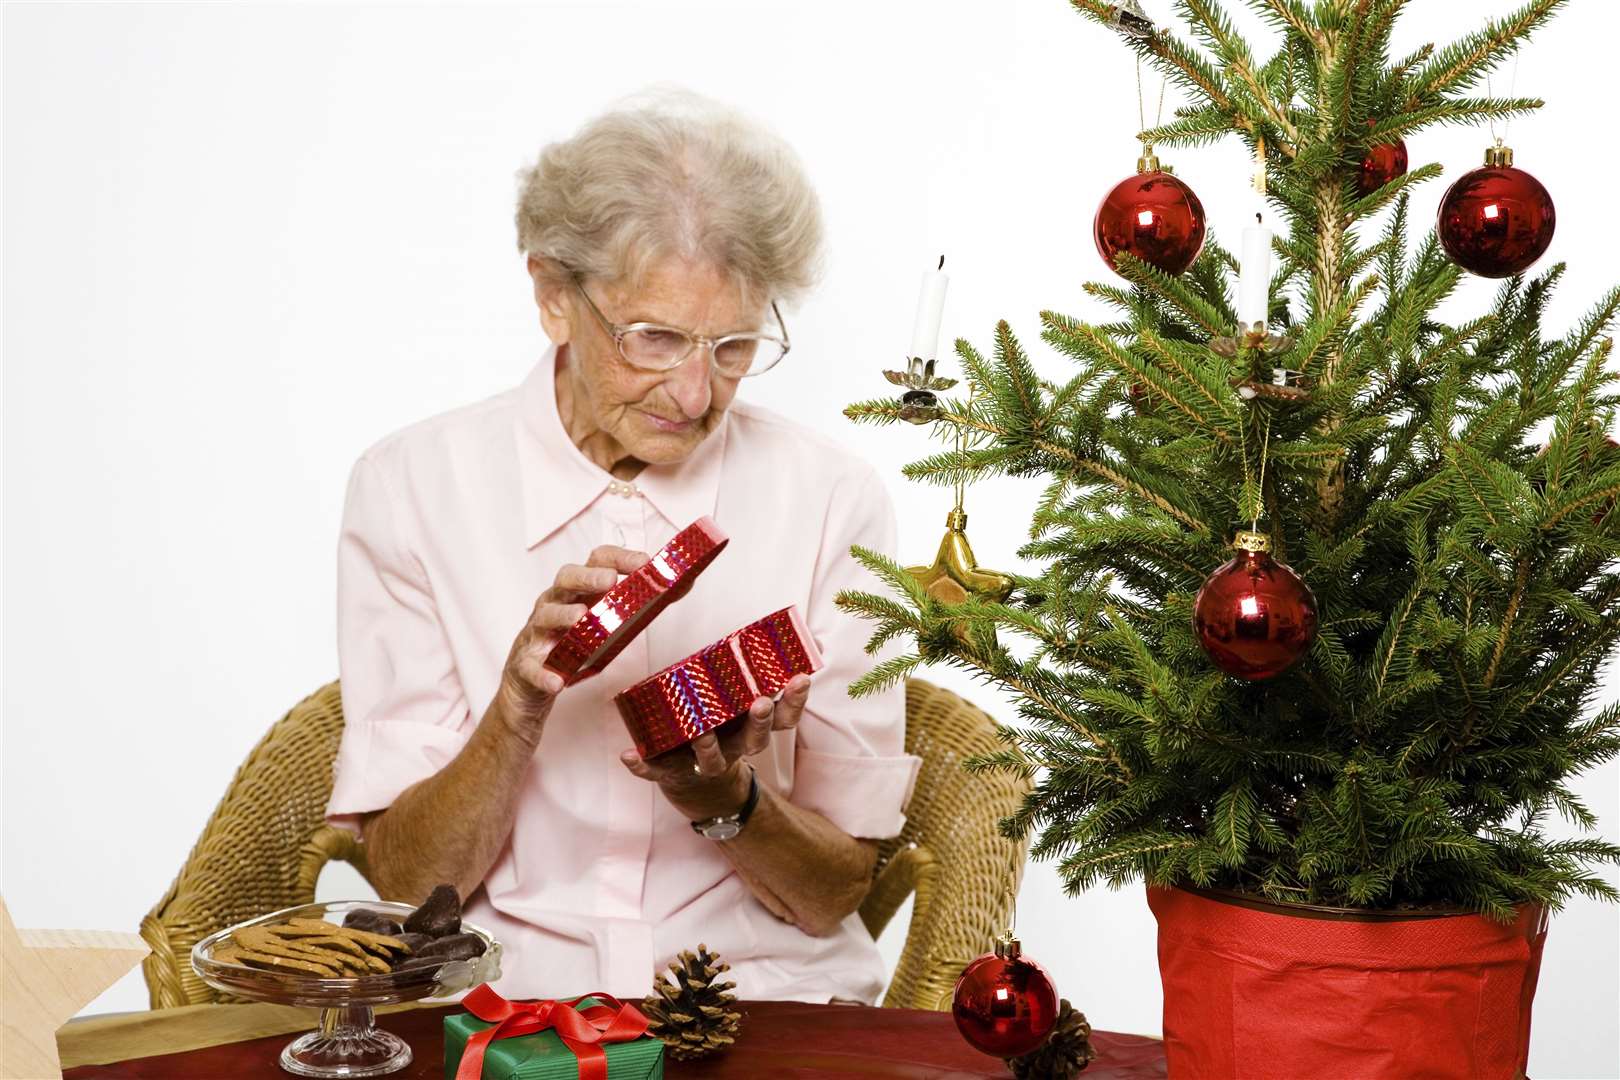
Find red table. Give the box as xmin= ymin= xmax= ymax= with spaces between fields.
xmin=64 ymin=1000 xmax=1167 ymax=1079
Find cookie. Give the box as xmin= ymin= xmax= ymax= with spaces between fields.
xmin=284 ymin=919 xmax=406 ymax=956
xmin=414 ymin=932 xmax=487 ymax=962
xmin=233 ymin=949 xmax=343 ymax=978
xmin=403 ymin=884 xmax=461 ymax=938
xmin=343 ymin=910 xmax=404 ymax=937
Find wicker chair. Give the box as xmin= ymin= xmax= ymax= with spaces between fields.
xmin=858 ymin=679 xmax=1032 ymax=1009
xmin=140 ymin=683 xmax=362 ymax=1008
xmin=140 ymin=679 xmax=1031 ymax=1011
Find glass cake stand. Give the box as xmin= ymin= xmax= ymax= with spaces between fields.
xmin=191 ymin=900 xmax=502 ymax=1078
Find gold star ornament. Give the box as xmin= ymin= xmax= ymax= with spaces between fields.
xmin=907 ymin=508 xmax=1016 ymax=658
xmin=2 ymin=896 xmax=148 ymax=1079
xmin=908 ymin=508 xmax=1016 ymax=605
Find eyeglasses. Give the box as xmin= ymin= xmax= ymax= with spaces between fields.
xmin=572 ymin=279 xmax=791 ymax=378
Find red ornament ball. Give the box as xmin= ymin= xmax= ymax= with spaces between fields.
xmin=952 ymin=940 xmax=1059 ymax=1059
xmin=1357 ymin=138 xmax=1408 ymax=196
xmin=1094 ymin=169 xmax=1206 ymax=277
xmin=1193 ymin=534 xmax=1318 ymax=681
xmin=1437 ymin=161 xmax=1555 ymax=278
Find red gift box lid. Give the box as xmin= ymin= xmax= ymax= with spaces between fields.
xmin=542 ymin=516 xmax=729 ymax=686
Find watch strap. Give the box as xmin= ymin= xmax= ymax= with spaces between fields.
xmin=691 ymin=765 xmax=759 ymax=838
xmin=735 ymin=764 xmax=760 ymax=826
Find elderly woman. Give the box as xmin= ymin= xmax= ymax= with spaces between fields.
xmin=324 ymin=91 xmax=921 ymax=1004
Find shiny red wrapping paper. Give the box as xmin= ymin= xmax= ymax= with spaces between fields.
xmin=1148 ymin=885 xmax=1548 ymax=1080
xmin=615 ymin=606 xmax=823 ymax=758
xmin=543 ymin=516 xmax=728 ymax=686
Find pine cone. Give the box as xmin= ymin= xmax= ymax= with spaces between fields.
xmin=642 ymin=944 xmax=742 ymax=1061
xmin=1009 ymin=998 xmax=1095 ymax=1080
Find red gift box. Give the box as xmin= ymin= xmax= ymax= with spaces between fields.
xmin=616 ymin=605 xmax=823 ymax=758
xmin=541 ymin=516 xmax=824 ymax=757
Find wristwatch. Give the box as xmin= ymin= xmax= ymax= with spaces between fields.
xmin=690 ymin=766 xmax=759 ymax=840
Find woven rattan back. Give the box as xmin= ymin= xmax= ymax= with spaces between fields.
xmin=140 ymin=682 xmax=365 ymax=1007
xmin=142 ymin=677 xmax=1024 ymax=1011
xmin=859 ymin=678 xmax=1033 ymax=1010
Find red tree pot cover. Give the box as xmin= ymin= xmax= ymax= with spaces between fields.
xmin=1148 ymin=885 xmax=1548 ymax=1080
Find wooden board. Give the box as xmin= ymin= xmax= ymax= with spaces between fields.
xmin=2 ymin=897 xmax=148 ymax=1079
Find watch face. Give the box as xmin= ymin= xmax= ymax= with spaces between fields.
xmin=703 ymin=821 xmax=742 ymax=841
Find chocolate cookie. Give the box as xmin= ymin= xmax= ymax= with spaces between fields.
xmin=343 ymin=910 xmax=404 ymax=938
xmin=413 ymin=932 xmax=487 ymax=962
xmin=402 ymin=884 xmax=461 ymax=938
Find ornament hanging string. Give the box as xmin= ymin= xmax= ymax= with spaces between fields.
xmin=1236 ymin=407 xmax=1272 ymax=531
xmin=1004 ymin=840 xmax=1022 ymax=939
xmin=1487 ymin=53 xmax=1522 ymax=150
xmin=1238 ymin=411 xmax=1254 ymax=515
xmin=1135 ymin=55 xmax=1166 ymax=144
xmin=1253 ymin=413 xmax=1272 ymax=533
xmin=953 ymin=387 xmax=974 ymax=515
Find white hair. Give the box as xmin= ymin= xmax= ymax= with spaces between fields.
xmin=514 ymin=86 xmax=824 ymax=307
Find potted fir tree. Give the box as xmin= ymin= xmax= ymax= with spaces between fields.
xmin=840 ymin=1 xmax=1618 ymax=1077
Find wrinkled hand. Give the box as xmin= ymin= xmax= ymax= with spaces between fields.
xmin=620 ymin=674 xmax=813 ymax=820
xmin=495 ymin=544 xmax=650 ymax=737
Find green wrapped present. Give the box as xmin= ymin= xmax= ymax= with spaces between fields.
xmin=444 ymin=988 xmax=664 ymax=1080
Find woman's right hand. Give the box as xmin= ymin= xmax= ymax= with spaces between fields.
xmin=495 ymin=544 xmax=650 ymax=737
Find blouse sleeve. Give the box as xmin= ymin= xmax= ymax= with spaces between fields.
xmin=788 ymin=463 xmax=923 ymax=839
xmin=325 ymin=453 xmax=473 ymax=836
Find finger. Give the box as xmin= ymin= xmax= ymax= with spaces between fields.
xmin=620 ymin=749 xmax=659 ymax=782
xmin=512 ymin=617 xmax=578 ymax=686
xmin=529 ymin=602 xmax=589 ymax=634
xmin=501 ymin=663 xmax=565 ymax=715
xmin=553 ymin=563 xmax=620 ymax=597
xmin=586 ymin=545 xmax=653 ymax=574
xmin=741 ymin=698 xmax=774 ymax=757
xmin=717 ymin=698 xmax=773 ymax=760
xmin=771 ymin=675 xmax=812 ymax=731
xmin=690 ymin=733 xmax=727 ymax=778
xmin=512 ymin=646 xmax=569 ymax=690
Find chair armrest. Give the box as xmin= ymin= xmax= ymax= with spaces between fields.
xmin=859 ymin=844 xmax=937 ymax=939
xmin=296 ymin=825 xmax=369 ymax=898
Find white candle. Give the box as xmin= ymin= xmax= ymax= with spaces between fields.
xmin=909 ymin=255 xmax=950 ymax=361
xmin=1237 ymin=215 xmax=1272 ymax=330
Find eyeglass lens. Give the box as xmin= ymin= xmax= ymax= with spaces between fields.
xmin=620 ymin=328 xmax=783 ymax=377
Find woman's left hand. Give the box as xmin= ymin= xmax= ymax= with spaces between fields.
xmin=619 ymin=673 xmax=811 ymax=820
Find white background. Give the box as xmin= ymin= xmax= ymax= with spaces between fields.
xmin=4 ymin=1 xmax=1617 ymax=1076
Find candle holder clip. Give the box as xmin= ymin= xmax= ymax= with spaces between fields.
xmin=883 ymin=355 xmax=958 ymax=424
xmin=1106 ymin=0 xmax=1155 ymax=38
xmin=1210 ymin=322 xmax=1296 ymax=358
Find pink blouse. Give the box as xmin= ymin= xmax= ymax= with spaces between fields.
xmin=325 ymin=345 xmax=922 ymax=1003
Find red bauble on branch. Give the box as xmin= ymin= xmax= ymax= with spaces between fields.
xmin=1094 ymin=146 xmax=1206 ymax=277
xmin=1193 ymin=530 xmax=1318 ymax=681
xmin=1437 ymin=143 xmax=1555 ymax=278
xmin=951 ymin=935 xmax=1059 ymax=1059
xmin=1357 ymin=138 xmax=1408 ymax=195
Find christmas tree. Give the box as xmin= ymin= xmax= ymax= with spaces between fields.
xmin=841 ymin=0 xmax=1620 ymax=918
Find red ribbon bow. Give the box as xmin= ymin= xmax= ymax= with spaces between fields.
xmin=454 ymin=985 xmax=651 ymax=1080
